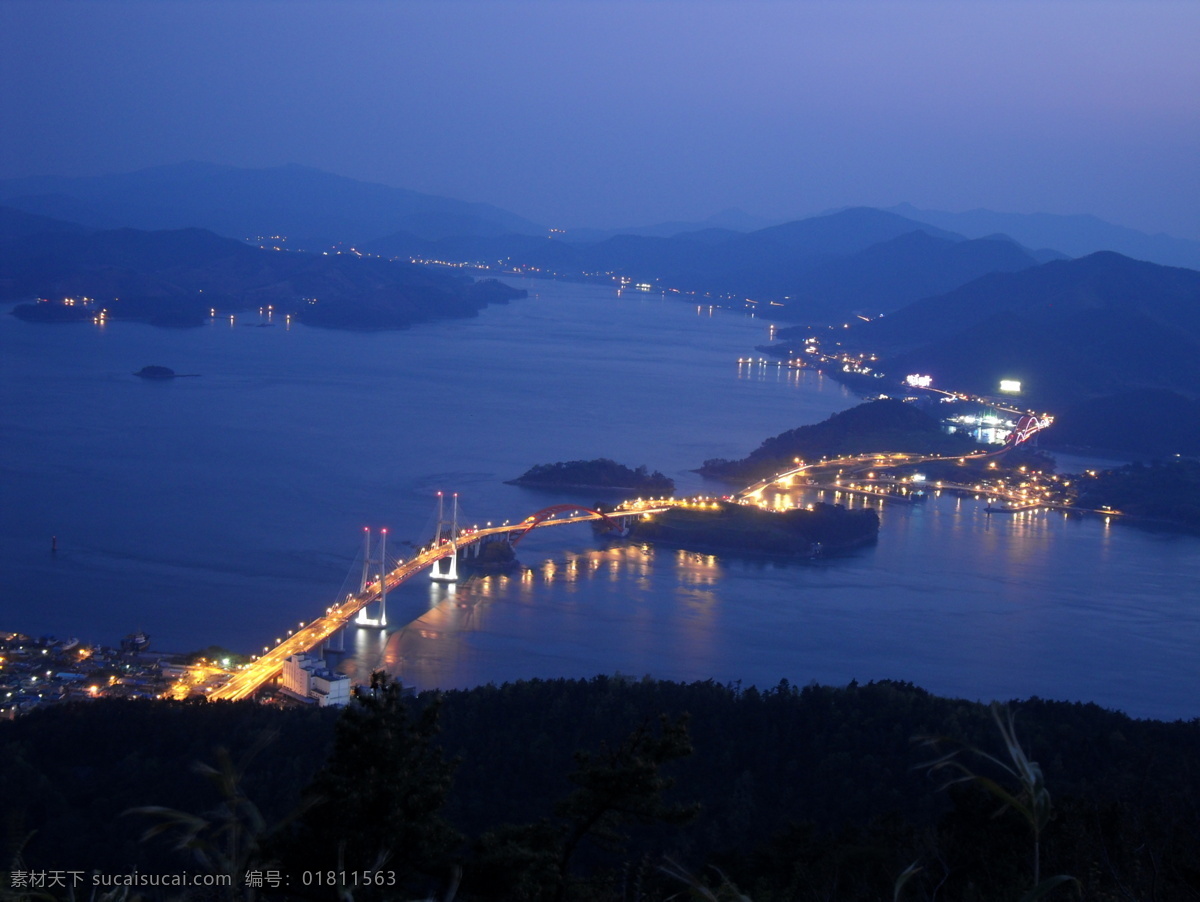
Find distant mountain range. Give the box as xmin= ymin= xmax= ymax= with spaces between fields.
xmin=369 ymin=207 xmax=1058 ymax=323
xmin=2 ymin=161 xmax=1197 ymax=273
xmin=4 ymin=162 xmax=1199 ymax=455
xmin=0 ymin=162 xmax=544 ymax=248
xmin=0 ymin=211 xmax=524 ymax=329
xmin=887 ymin=203 xmax=1200 ymax=271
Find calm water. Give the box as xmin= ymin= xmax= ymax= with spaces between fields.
xmin=2 ymin=282 xmax=1198 ymax=720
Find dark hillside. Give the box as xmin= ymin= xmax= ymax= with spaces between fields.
xmin=857 ymin=252 xmax=1200 ymax=405
xmin=2 ymin=225 xmax=525 ymax=329
xmin=3 ymin=679 xmax=1199 ymax=901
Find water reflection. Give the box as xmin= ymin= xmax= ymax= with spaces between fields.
xmin=332 ymin=486 xmax=1200 ymax=720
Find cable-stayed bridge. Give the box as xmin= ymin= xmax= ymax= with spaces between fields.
xmin=208 ymin=497 xmax=670 ymax=701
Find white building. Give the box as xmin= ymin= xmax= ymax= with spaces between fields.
xmin=282 ymin=653 xmax=351 ymax=707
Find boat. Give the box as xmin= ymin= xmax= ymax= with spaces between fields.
xmin=121 ymin=631 xmax=151 ymax=653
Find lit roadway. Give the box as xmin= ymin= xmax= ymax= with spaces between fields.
xmin=735 ymin=450 xmax=999 ymax=501
xmin=207 ymin=505 xmax=668 ymax=701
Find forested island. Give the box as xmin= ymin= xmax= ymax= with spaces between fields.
xmin=133 ymin=365 xmax=201 ymax=379
xmin=700 ymin=398 xmax=978 ymax=482
xmin=3 ymin=677 xmax=1199 ymax=901
xmin=1073 ymin=459 xmax=1200 ymax=531
xmin=508 ymin=458 xmax=675 ymax=494
xmin=632 ymin=500 xmax=878 ymax=557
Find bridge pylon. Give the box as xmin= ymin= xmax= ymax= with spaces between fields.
xmin=430 ymin=491 xmax=460 ymax=583
xmin=356 ymin=527 xmax=389 ymax=628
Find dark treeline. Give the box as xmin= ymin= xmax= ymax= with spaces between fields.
xmin=508 ymin=459 xmax=675 ymax=495
xmin=3 ymin=678 xmax=1200 ymax=900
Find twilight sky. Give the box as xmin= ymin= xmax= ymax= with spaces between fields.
xmin=1 ymin=0 xmax=1197 ymax=238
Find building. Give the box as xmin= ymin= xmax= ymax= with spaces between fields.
xmin=281 ymin=653 xmax=351 ymax=707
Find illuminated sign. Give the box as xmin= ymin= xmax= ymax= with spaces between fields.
xmin=999 ymin=380 xmax=1022 ymax=393
xmin=905 ymin=374 xmax=933 ymax=388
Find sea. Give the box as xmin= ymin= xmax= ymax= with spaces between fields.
xmin=2 ymin=281 xmax=1197 ymax=720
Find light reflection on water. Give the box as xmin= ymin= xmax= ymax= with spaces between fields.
xmin=2 ymin=280 xmax=1199 ymax=719
xmin=331 ymin=483 xmax=1200 ymax=720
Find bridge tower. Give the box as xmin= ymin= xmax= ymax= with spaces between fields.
xmin=356 ymin=527 xmax=389 ymax=628
xmin=430 ymin=492 xmax=460 ymax=583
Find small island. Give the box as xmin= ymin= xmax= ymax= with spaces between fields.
xmin=508 ymin=458 xmax=675 ymax=494
xmin=461 ymin=539 xmax=520 ymax=574
xmin=134 ymin=365 xmax=176 ymax=379
xmin=631 ymin=500 xmax=878 ymax=557
xmin=134 ymin=365 xmax=200 ymax=379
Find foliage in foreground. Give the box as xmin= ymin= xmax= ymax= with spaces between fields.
xmin=2 ymin=678 xmax=1200 ymax=900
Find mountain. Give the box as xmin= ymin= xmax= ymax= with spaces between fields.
xmin=0 ymin=205 xmax=87 ymax=241
xmin=888 ymin=203 xmax=1200 ymax=270
xmin=856 ymin=252 xmax=1200 ymax=407
xmin=0 ymin=162 xmax=545 ymax=249
xmin=0 ymin=221 xmax=524 ymax=329
xmin=369 ymin=207 xmax=1045 ymax=321
xmin=724 ymin=229 xmax=1042 ymax=320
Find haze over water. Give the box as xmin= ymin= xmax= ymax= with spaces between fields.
xmin=3 ymin=282 xmax=1198 ymax=720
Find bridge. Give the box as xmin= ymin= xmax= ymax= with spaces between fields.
xmin=736 ymin=413 xmax=1053 ymax=502
xmin=202 ymin=411 xmax=1056 ymax=702
xmin=207 ymin=498 xmax=669 ymax=701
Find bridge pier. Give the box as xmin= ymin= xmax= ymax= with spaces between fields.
xmin=430 ymin=492 xmax=460 ymax=583
xmin=356 ymin=527 xmax=388 ymax=628
xmin=323 ymin=626 xmax=345 ymax=654
xmin=430 ymin=549 xmax=459 ymax=582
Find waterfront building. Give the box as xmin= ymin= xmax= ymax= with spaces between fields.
xmin=281 ymin=653 xmax=351 ymax=707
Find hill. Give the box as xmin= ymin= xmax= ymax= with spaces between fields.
xmin=1049 ymin=389 xmax=1200 ymax=458
xmin=855 ymin=252 xmax=1200 ymax=407
xmin=0 ymin=162 xmax=545 ymax=248
xmin=0 ymin=220 xmax=525 ymax=329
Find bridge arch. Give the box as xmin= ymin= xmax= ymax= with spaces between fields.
xmin=509 ymin=504 xmax=629 ymax=546
xmin=1005 ymin=414 xmax=1045 ymax=447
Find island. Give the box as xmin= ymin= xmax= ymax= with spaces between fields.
xmin=461 ymin=539 xmax=520 ymax=574
xmin=134 ymin=365 xmax=176 ymax=379
xmin=631 ymin=500 xmax=878 ymax=557
xmin=508 ymin=458 xmax=675 ymax=494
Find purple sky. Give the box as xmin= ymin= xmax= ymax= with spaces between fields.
xmin=2 ymin=0 xmax=1197 ymax=237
